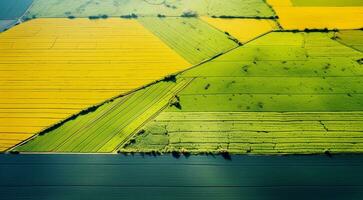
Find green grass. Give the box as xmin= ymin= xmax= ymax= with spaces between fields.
xmin=336 ymin=30 xmax=363 ymax=52
xmin=26 ymin=0 xmax=275 ymax=18
xmin=123 ymin=111 xmax=363 ymax=154
xmin=291 ymin=0 xmax=363 ymax=7
xmin=139 ymin=17 xmax=238 ymax=64
xmin=207 ymin=0 xmax=275 ymax=17
xmin=15 ymin=79 xmax=191 ymax=153
xmin=122 ymin=32 xmax=363 ymax=154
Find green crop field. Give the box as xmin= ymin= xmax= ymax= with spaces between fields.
xmin=26 ymin=0 xmax=275 ymax=18
xmin=123 ymin=112 xmax=363 ymax=154
xmin=120 ymin=32 xmax=363 ymax=154
xmin=336 ymin=30 xmax=363 ymax=52
xmin=140 ymin=17 xmax=238 ymax=64
xmin=291 ymin=0 xmax=363 ymax=7
xmin=15 ymin=79 xmax=191 ymax=153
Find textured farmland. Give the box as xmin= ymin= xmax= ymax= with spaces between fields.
xmin=201 ymin=17 xmax=278 ymax=43
xmin=0 ymin=18 xmax=190 ymax=152
xmin=267 ymin=0 xmax=363 ymax=29
xmin=140 ymin=17 xmax=238 ymax=64
xmin=121 ymin=32 xmax=363 ymax=154
xmin=336 ymin=30 xmax=363 ymax=52
xmin=26 ymin=0 xmax=275 ymax=18
xmin=124 ymin=112 xmax=363 ymax=154
xmin=15 ymin=79 xmax=191 ymax=153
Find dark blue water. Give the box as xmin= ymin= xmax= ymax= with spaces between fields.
xmin=1 ymin=154 xmax=363 ymax=200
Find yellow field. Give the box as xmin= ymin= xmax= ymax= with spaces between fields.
xmin=0 ymin=18 xmax=190 ymax=151
xmin=267 ymin=0 xmax=363 ymax=29
xmin=202 ymin=17 xmax=278 ymax=43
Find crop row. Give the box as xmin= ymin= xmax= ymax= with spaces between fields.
xmin=140 ymin=17 xmax=238 ymax=64
xmin=16 ymin=79 xmax=191 ymax=152
xmin=124 ymin=111 xmax=363 ymax=154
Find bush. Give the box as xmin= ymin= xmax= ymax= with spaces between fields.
xmin=181 ymin=10 xmax=198 ymax=18
xmin=9 ymin=151 xmax=20 ymax=155
xmin=169 ymin=96 xmax=182 ymax=110
xmin=137 ymin=129 xmax=146 ymax=135
xmin=220 ymin=151 xmax=232 ymax=160
xmin=88 ymin=15 xmax=100 ymax=20
xmin=67 ymin=15 xmax=76 ymax=19
xmin=303 ymin=28 xmax=329 ymax=33
xmin=120 ymin=13 xmax=138 ymax=19
xmin=324 ymin=150 xmax=332 ymax=157
xmin=357 ymin=58 xmax=363 ymax=65
xmin=163 ymin=74 xmax=177 ymax=82
xmin=157 ymin=14 xmax=166 ymax=18
xmin=171 ymin=151 xmax=181 ymax=158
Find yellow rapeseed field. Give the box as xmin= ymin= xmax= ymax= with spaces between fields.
xmin=267 ymin=0 xmax=363 ymax=29
xmin=0 ymin=18 xmax=190 ymax=151
xmin=201 ymin=17 xmax=278 ymax=43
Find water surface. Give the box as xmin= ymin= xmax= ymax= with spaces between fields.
xmin=1 ymin=154 xmax=362 ymax=199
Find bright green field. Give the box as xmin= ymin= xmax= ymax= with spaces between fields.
xmin=139 ymin=17 xmax=238 ymax=64
xmin=121 ymin=32 xmax=363 ymax=154
xmin=124 ymin=111 xmax=363 ymax=154
xmin=26 ymin=0 xmax=275 ymax=18
xmin=336 ymin=30 xmax=363 ymax=52
xmin=15 ymin=79 xmax=190 ymax=153
xmin=291 ymin=0 xmax=363 ymax=7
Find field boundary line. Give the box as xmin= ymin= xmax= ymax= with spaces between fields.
xmin=113 ymin=78 xmax=195 ymax=152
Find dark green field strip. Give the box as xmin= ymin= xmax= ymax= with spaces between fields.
xmin=180 ymin=77 xmax=363 ymax=95
xmin=26 ymin=0 xmax=275 ymax=18
xmin=207 ymin=0 xmax=275 ymax=17
xmin=0 ymin=0 xmax=33 ymax=20
xmin=336 ymin=30 xmax=363 ymax=52
xmin=181 ymin=59 xmax=363 ymax=77
xmin=140 ymin=17 xmax=238 ymax=64
xmin=155 ymin=111 xmax=363 ymax=121
xmin=291 ymin=0 xmax=363 ymax=7
xmin=15 ymin=79 xmax=191 ymax=153
xmin=124 ymin=112 xmax=363 ymax=154
xmin=166 ymin=94 xmax=363 ymax=112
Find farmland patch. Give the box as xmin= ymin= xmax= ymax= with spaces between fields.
xmin=267 ymin=0 xmax=363 ymax=29
xmin=291 ymin=0 xmax=363 ymax=7
xmin=26 ymin=0 xmax=275 ymax=18
xmin=201 ymin=17 xmax=278 ymax=43
xmin=0 ymin=18 xmax=190 ymax=152
xmin=140 ymin=17 xmax=238 ymax=64
xmin=124 ymin=112 xmax=363 ymax=154
xmin=15 ymin=79 xmax=191 ymax=153
xmin=121 ymin=32 xmax=363 ymax=154
xmin=336 ymin=30 xmax=363 ymax=52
